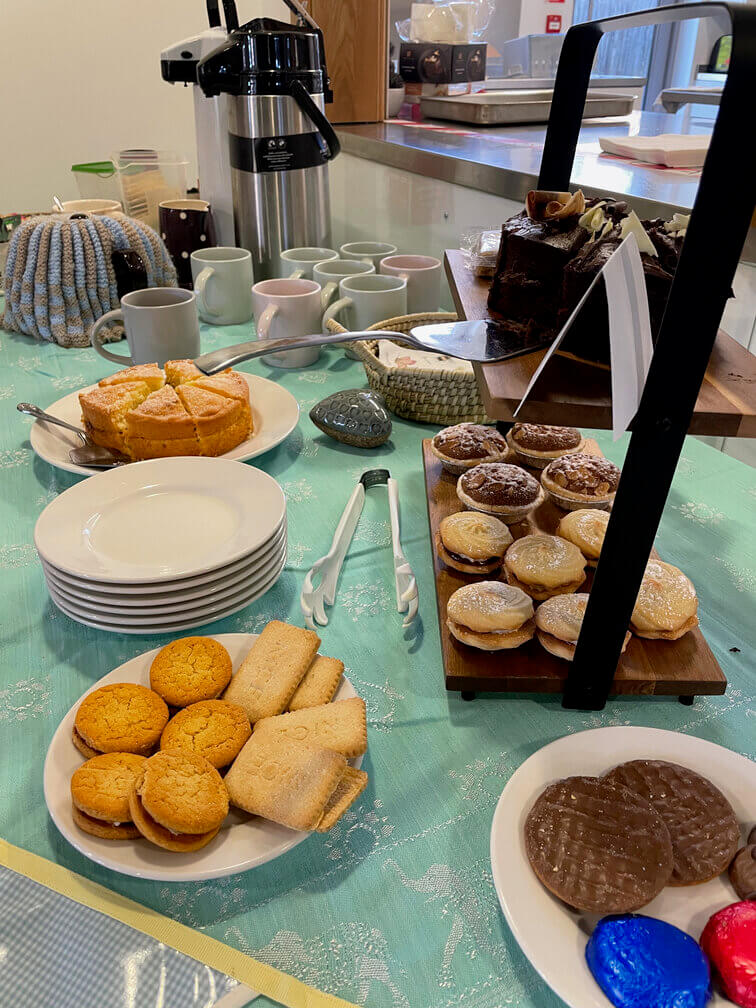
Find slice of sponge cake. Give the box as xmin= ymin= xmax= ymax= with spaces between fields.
xmin=165 ymin=359 xmax=202 ymax=386
xmin=79 ymin=381 xmax=152 ymax=454
xmin=99 ymin=363 xmax=165 ymax=392
xmin=125 ymin=385 xmax=200 ymax=459
xmin=177 ymin=384 xmax=250 ymax=456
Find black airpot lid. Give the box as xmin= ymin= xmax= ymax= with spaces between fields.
xmin=198 ymin=17 xmax=326 ymax=96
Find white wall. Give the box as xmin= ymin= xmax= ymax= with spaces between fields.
xmin=0 ymin=0 xmax=286 ymax=213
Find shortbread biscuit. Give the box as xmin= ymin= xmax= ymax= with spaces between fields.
xmin=150 ymin=637 xmax=232 ymax=708
xmin=317 ymin=767 xmax=369 ymax=832
xmin=74 ymin=684 xmax=169 ymax=756
xmin=288 ymin=655 xmax=344 ymax=711
xmin=224 ymin=621 xmax=320 ymax=722
xmin=254 ymin=697 xmax=367 ymax=759
xmin=630 ymin=561 xmax=698 ymax=640
xmin=160 ymin=700 xmax=251 ymax=768
xmin=130 ymin=750 xmax=228 ymax=852
xmin=225 ymin=733 xmax=346 ymax=831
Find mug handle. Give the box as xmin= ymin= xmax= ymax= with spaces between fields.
xmin=289 ymin=268 xmax=305 ymax=280
xmin=321 ymin=296 xmax=352 ymax=333
xmin=194 ymin=266 xmax=221 ymax=318
xmin=90 ymin=309 xmax=133 ymax=364
xmin=320 ymin=281 xmax=338 ymax=312
xmin=256 ymin=303 xmax=279 ymax=340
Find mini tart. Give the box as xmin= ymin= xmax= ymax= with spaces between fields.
xmin=535 ymin=593 xmax=630 ymax=661
xmin=70 ymin=752 xmax=146 ymax=839
xmin=506 ymin=423 xmax=585 ymax=469
xmin=160 ymin=700 xmax=251 ymax=768
xmin=150 ymin=636 xmax=233 ymax=708
xmin=504 ymin=534 xmax=586 ymax=600
xmin=541 ymin=454 xmax=621 ymax=511
xmin=74 ymin=684 xmax=169 ymax=757
xmin=556 ymin=509 xmax=610 ymax=566
xmin=129 ymin=750 xmax=228 ymax=852
xmin=446 ymin=581 xmax=535 ymax=651
xmin=437 ymin=511 xmax=513 ymax=574
xmin=457 ymin=462 xmax=544 ymax=524
xmin=631 ymin=560 xmax=698 ymax=639
xmin=430 ymin=423 xmax=509 ymax=475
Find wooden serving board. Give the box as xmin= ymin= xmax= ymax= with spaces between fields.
xmin=422 ymin=438 xmax=727 ymax=698
xmin=444 ymin=249 xmax=756 ymax=438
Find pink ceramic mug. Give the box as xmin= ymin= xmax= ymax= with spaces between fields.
xmin=379 ymin=254 xmax=442 ymax=315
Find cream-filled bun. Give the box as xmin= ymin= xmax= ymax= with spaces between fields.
xmin=446 ymin=581 xmax=535 ymax=651
xmin=503 ymin=533 xmax=586 ymax=600
xmin=556 ymin=508 xmax=610 ymax=566
xmin=436 ymin=511 xmax=513 ymax=574
xmin=630 ymin=560 xmax=698 ymax=640
xmin=535 ymin=593 xmax=630 ymax=661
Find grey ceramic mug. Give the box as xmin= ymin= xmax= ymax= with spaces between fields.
xmin=90 ymin=288 xmax=201 ymax=367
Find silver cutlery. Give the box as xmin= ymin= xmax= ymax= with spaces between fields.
xmin=195 ymin=319 xmax=545 ymax=374
xmin=17 ymin=403 xmax=126 ymax=469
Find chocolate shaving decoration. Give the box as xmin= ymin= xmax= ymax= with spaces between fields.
xmin=526 ymin=189 xmax=587 ymax=222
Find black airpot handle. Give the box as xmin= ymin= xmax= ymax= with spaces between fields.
xmin=290 ymin=79 xmax=341 ymax=160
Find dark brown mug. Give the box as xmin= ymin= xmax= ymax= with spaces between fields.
xmin=158 ymin=199 xmax=216 ymax=289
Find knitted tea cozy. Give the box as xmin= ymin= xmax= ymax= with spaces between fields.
xmin=2 ymin=213 xmax=178 ymax=347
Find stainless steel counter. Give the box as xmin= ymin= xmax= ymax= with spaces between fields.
xmin=337 ymin=110 xmax=711 ymax=221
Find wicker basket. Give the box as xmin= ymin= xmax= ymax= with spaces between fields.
xmin=326 ymin=312 xmax=492 ymax=425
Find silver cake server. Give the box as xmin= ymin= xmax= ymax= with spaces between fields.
xmin=194 ymin=321 xmax=550 ymax=374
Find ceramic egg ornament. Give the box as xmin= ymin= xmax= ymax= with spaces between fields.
xmin=310 ymin=389 xmax=391 ymax=448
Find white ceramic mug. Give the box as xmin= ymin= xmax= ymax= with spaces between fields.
xmin=90 ymin=288 xmax=200 ymax=367
xmin=379 ymin=254 xmax=443 ymax=315
xmin=57 ymin=198 xmax=123 ymax=215
xmin=313 ymin=259 xmax=375 ymax=312
xmin=252 ymin=278 xmax=322 ymax=368
xmin=191 ymin=247 xmax=254 ymax=325
xmin=279 ymin=246 xmax=338 ymax=280
xmin=340 ymin=241 xmax=398 ymax=269
xmin=321 ymin=274 xmax=408 ymax=334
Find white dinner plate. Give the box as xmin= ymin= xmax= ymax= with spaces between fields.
xmin=490 ymin=726 xmax=756 ymax=1008
xmin=41 ymin=518 xmax=287 ymax=596
xmin=29 ymin=372 xmax=299 ymax=477
xmin=35 ymin=457 xmax=285 ymax=583
xmin=48 ymin=555 xmax=285 ymax=635
xmin=42 ymin=522 xmax=287 ymax=607
xmin=45 ymin=541 xmax=286 ymax=621
xmin=44 ymin=633 xmax=361 ymax=881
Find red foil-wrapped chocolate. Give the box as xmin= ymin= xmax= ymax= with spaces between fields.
xmin=700 ymin=901 xmax=756 ymax=1008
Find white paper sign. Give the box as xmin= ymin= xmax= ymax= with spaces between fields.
xmin=513 ymin=232 xmax=654 ymax=439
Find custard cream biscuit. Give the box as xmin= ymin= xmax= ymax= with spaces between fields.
xmin=150 ymin=636 xmax=232 ymax=708
xmin=317 ymin=767 xmax=369 ymax=832
xmin=254 ymin=697 xmax=367 ymax=759
xmin=224 ymin=620 xmax=320 ymax=722
xmin=225 ymin=733 xmax=346 ymax=831
xmin=74 ymin=684 xmax=169 ymax=758
xmin=288 ymin=655 xmax=344 ymax=711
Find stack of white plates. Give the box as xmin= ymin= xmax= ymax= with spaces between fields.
xmin=34 ymin=457 xmax=286 ymax=635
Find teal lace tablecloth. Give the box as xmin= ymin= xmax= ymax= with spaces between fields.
xmin=1 ymin=317 xmax=756 ymax=1008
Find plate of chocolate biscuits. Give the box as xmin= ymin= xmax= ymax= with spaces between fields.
xmin=490 ymin=726 xmax=756 ymax=1008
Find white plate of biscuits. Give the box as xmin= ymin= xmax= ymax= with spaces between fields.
xmin=44 ymin=629 xmax=367 ymax=881
xmin=490 ymin=726 xmax=756 ymax=1008
xmin=29 ymin=370 xmax=299 ymax=477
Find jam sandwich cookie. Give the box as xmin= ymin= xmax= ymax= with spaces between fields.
xmin=556 ymin=508 xmax=609 ymax=566
xmin=535 ymin=593 xmax=630 ymax=661
xmin=446 ymin=581 xmax=535 ymax=651
xmin=150 ymin=636 xmax=233 ymax=708
xmin=73 ymin=683 xmax=169 ymax=759
xmin=504 ymin=533 xmax=586 ymax=600
xmin=630 ymin=560 xmax=698 ymax=640
xmin=436 ymin=511 xmax=513 ymax=575
xmin=160 ymin=700 xmax=251 ymax=769
xmin=70 ymin=752 xmax=146 ymax=839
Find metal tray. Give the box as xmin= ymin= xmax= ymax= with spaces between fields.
xmin=420 ymin=89 xmax=636 ymax=126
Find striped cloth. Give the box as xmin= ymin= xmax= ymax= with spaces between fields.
xmin=2 ymin=213 xmax=177 ymax=347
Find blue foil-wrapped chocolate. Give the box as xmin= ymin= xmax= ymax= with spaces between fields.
xmin=586 ymin=915 xmax=710 ymax=1008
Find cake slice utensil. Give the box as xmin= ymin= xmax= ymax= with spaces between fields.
xmin=17 ymin=404 xmax=128 ymax=469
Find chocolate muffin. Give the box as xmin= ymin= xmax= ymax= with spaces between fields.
xmin=456 ymin=462 xmax=543 ymax=524
xmin=430 ymin=423 xmax=509 ymax=475
xmin=541 ymin=453 xmax=621 ymax=510
xmin=506 ymin=423 xmax=585 ymax=469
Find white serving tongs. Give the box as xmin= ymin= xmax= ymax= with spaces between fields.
xmin=300 ymin=469 xmax=418 ymax=631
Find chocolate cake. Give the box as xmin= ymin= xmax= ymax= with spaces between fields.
xmin=487 ymin=190 xmax=688 ymax=364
